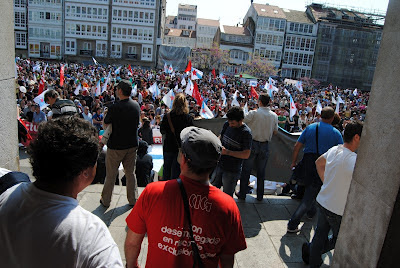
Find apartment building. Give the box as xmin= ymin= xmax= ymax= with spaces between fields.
xmin=163 ymin=29 xmax=196 ymax=49
xmin=176 ymin=4 xmax=196 ymax=30
xmin=27 ymin=0 xmax=63 ymax=59
xmin=196 ymin=18 xmax=219 ymax=49
xmin=14 ymin=0 xmax=28 ymax=57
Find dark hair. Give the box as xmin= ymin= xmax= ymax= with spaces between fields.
xmin=321 ymin=106 xmax=335 ymax=119
xmin=226 ymin=106 xmax=244 ymax=121
xmin=186 ymin=158 xmax=216 ymax=176
xmin=44 ymin=89 xmax=59 ymax=102
xmin=332 ymin=113 xmax=341 ymax=126
xmin=117 ymin=80 xmax=132 ymax=97
xmin=343 ymin=120 xmax=363 ymax=143
xmin=29 ymin=116 xmax=100 ymax=184
xmin=259 ymin=93 xmax=270 ymax=106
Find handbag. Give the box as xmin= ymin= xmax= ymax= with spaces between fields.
xmin=177 ymin=178 xmax=204 ymax=268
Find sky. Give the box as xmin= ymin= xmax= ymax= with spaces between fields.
xmin=165 ymin=0 xmax=389 ymax=26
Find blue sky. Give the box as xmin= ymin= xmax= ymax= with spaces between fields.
xmin=166 ymin=0 xmax=389 ymax=26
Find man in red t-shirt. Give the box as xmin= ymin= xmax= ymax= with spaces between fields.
xmin=125 ymin=127 xmax=247 ymax=268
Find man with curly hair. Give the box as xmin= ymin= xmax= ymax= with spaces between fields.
xmin=0 ymin=116 xmax=123 ymax=267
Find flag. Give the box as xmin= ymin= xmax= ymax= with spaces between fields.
xmin=249 ymin=80 xmax=258 ymax=87
xmin=95 ymin=80 xmax=101 ymax=96
xmin=128 ymin=65 xmax=133 ymax=76
xmin=32 ymin=64 xmax=41 ymax=72
xmin=284 ymin=88 xmax=290 ymax=97
xmin=219 ymin=73 xmax=226 ymax=84
xmin=33 ymin=89 xmax=49 ymax=110
xmin=335 ymin=100 xmax=340 ymax=114
xmin=115 ymin=66 xmax=121 ymax=75
xmin=174 ymin=84 xmax=178 ymax=91
xmin=338 ymin=95 xmax=345 ymax=104
xmin=200 ymin=101 xmax=214 ymax=119
xmin=289 ymin=94 xmax=297 ymax=119
xmin=353 ymin=88 xmax=358 ymax=96
xmin=212 ymin=68 xmax=216 ymax=78
xmin=102 ymin=73 xmax=110 ymax=93
xmin=221 ymin=89 xmax=227 ymax=108
xmin=331 ymin=95 xmax=337 ymax=104
xmin=38 ymin=66 xmax=47 ymax=95
xmin=268 ymin=77 xmax=276 ymax=86
xmin=316 ymin=99 xmax=322 ymax=114
xmin=192 ymin=81 xmax=203 ymax=105
xmin=185 ymin=79 xmax=194 ymax=96
xmin=131 ymin=84 xmax=137 ymax=97
xmin=59 ymin=64 xmax=64 ymax=86
xmin=295 ymin=81 xmax=303 ymax=92
xmin=181 ymin=78 xmax=186 ymax=86
xmin=231 ymin=91 xmax=240 ymax=107
xmin=164 ymin=63 xmax=168 ymax=73
xmin=162 ymin=89 xmax=175 ymax=109
xmin=268 ymin=87 xmax=274 ymax=99
xmin=243 ymin=103 xmax=249 ymax=115
xmin=168 ymin=65 xmax=173 ymax=74
xmin=148 ymin=83 xmax=160 ymax=99
xmin=250 ymin=86 xmax=259 ymax=99
xmin=191 ymin=68 xmax=203 ymax=80
xmin=74 ymin=84 xmax=82 ymax=95
xmin=92 ymin=57 xmax=98 ymax=65
xmin=184 ymin=60 xmax=192 ymax=73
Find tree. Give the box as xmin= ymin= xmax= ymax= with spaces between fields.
xmin=243 ymin=54 xmax=277 ymax=79
xmin=190 ymin=42 xmax=230 ymax=71
xmin=300 ymin=77 xmax=320 ymax=89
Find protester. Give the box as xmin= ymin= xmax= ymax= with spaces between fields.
xmin=82 ymin=105 xmax=93 ymax=123
xmin=210 ymin=106 xmax=252 ymax=197
xmin=160 ymin=93 xmax=193 ymax=180
xmin=236 ymin=94 xmax=278 ymax=201
xmin=287 ymin=107 xmax=343 ymax=233
xmin=0 ymin=116 xmax=123 ymax=267
xmin=138 ymin=117 xmax=153 ymax=145
xmin=32 ymin=103 xmax=47 ymax=123
xmin=302 ymin=120 xmax=363 ymax=267
xmin=44 ymin=89 xmax=79 ymax=118
xmin=92 ymin=107 xmax=104 ymax=132
xmin=100 ymin=80 xmax=141 ymax=207
xmin=135 ymin=140 xmax=154 ymax=187
xmin=124 ymin=126 xmax=247 ymax=268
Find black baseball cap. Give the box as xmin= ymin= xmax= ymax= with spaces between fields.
xmin=180 ymin=127 xmax=222 ymax=169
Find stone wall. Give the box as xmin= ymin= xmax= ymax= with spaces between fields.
xmin=0 ymin=1 xmax=19 ymax=170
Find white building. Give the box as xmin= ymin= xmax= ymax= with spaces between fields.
xmin=244 ymin=3 xmax=286 ymax=68
xmin=281 ymin=9 xmax=317 ymax=78
xmin=14 ymin=0 xmax=28 ymax=57
xmin=176 ymin=4 xmax=196 ymax=30
xmin=64 ymin=0 xmax=109 ymax=60
xmin=196 ymin=18 xmax=219 ymax=49
xmin=163 ymin=29 xmax=196 ymax=49
xmin=27 ymin=0 xmax=63 ymax=59
xmin=216 ymin=25 xmax=253 ymax=75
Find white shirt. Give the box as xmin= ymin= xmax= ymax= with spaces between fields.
xmin=244 ymin=107 xmax=278 ymax=142
xmin=316 ymin=145 xmax=357 ymax=216
xmin=82 ymin=112 xmax=93 ymax=123
xmin=0 ymin=183 xmax=123 ymax=268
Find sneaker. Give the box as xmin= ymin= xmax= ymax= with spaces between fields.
xmin=287 ymin=226 xmax=300 ymax=233
xmin=302 ymin=242 xmax=310 ymax=264
xmin=234 ymin=191 xmax=246 ymax=200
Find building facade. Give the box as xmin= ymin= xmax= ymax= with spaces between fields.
xmin=14 ymin=0 xmax=28 ymax=58
xmin=176 ymin=4 xmax=196 ymax=30
xmin=163 ymin=29 xmax=196 ymax=48
xmin=196 ymin=18 xmax=219 ymax=49
xmin=281 ymin=9 xmax=318 ymax=79
xmin=307 ymin=3 xmax=384 ymax=90
xmin=28 ymin=0 xmax=63 ymax=60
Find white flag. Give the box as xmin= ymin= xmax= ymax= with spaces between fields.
xmin=33 ymin=90 xmax=49 ymax=110
xmin=338 ymin=95 xmax=345 ymax=104
xmin=295 ymin=81 xmax=303 ymax=92
xmin=289 ymin=94 xmax=297 ymax=119
xmin=74 ymin=84 xmax=82 ymax=95
xmin=332 ymin=95 xmax=337 ymax=104
xmin=92 ymin=57 xmax=98 ymax=65
xmin=181 ymin=78 xmax=186 ymax=86
xmin=162 ymin=89 xmax=175 ymax=109
xmin=131 ymin=84 xmax=137 ymax=97
xmin=284 ymin=88 xmax=290 ymax=97
xmin=335 ymin=100 xmax=340 ymax=114
xmin=221 ymin=89 xmax=227 ymax=108
xmin=102 ymin=74 xmax=110 ymax=94
xmin=243 ymin=103 xmax=249 ymax=115
xmin=353 ymin=88 xmax=358 ymax=96
xmin=200 ymin=101 xmax=214 ymax=119
xmin=95 ymin=81 xmax=101 ymax=96
xmin=231 ymin=91 xmax=240 ymax=107
xmin=316 ymin=99 xmax=322 ymax=114
xmin=185 ymin=79 xmax=194 ymax=96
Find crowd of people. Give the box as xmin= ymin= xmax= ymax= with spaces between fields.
xmin=5 ymin=58 xmax=368 ymax=267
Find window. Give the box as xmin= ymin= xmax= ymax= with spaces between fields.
xmin=15 ymin=32 xmax=27 ymax=48
xmin=111 ymin=42 xmax=122 ymax=58
xmin=128 ymin=46 xmax=136 ymax=54
xmin=83 ymin=42 xmax=91 ymax=50
xmin=96 ymin=41 xmax=107 ymax=57
xmin=141 ymin=45 xmax=152 ymax=61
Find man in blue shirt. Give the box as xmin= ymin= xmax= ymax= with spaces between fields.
xmin=32 ymin=104 xmax=47 ymax=123
xmin=287 ymin=107 xmax=343 ymax=233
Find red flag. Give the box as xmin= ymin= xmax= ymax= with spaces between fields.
xmin=212 ymin=68 xmax=216 ymax=79
xmin=128 ymin=64 xmax=133 ymax=75
xmin=38 ymin=69 xmax=46 ymax=95
xmin=250 ymin=86 xmax=259 ymax=99
xmin=184 ymin=60 xmax=192 ymax=73
xmin=192 ymin=81 xmax=203 ymax=105
xmin=59 ymin=64 xmax=64 ymax=87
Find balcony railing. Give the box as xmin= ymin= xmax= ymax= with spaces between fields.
xmin=80 ymin=50 xmax=93 ymax=56
xmin=126 ymin=53 xmax=138 ymax=59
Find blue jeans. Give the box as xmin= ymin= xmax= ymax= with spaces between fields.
xmin=288 ymin=183 xmax=321 ymax=229
xmin=163 ymin=151 xmax=180 ymax=180
xmin=210 ymin=166 xmax=241 ymax=197
xmin=239 ymin=140 xmax=269 ymax=200
xmin=309 ymin=204 xmax=342 ymax=267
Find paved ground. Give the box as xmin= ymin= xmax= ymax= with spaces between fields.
xmin=19 ymin=148 xmax=333 ymax=267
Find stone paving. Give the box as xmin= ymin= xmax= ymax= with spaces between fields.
xmin=19 ymin=148 xmax=333 ymax=267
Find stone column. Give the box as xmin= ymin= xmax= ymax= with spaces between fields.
xmin=0 ymin=1 xmax=19 ymax=170
xmin=333 ymin=0 xmax=400 ymax=266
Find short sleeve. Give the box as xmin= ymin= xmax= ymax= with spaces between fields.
xmin=126 ymin=187 xmax=148 ymax=234
xmin=220 ymin=203 xmax=247 ymax=255
xmin=298 ymin=126 xmax=308 ymax=144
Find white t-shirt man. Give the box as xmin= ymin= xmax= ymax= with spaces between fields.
xmin=0 ymin=182 xmax=123 ymax=268
xmin=316 ymin=145 xmax=357 ymax=216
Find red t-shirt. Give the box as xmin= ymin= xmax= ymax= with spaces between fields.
xmin=126 ymin=175 xmax=247 ymax=267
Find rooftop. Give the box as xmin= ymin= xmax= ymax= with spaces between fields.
xmin=197 ymin=18 xmax=220 ymax=27
xmin=282 ymin=8 xmax=313 ymax=24
xmin=165 ymin=29 xmax=196 ymax=38
xmin=222 ymin=25 xmax=251 ymax=36
xmin=252 ymin=3 xmax=286 ymax=19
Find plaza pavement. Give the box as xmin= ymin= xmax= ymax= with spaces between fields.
xmin=19 ymin=148 xmax=332 ymax=267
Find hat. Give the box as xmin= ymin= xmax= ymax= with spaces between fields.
xmin=180 ymin=127 xmax=222 ymax=169
xmin=19 ymin=86 xmax=26 ymax=93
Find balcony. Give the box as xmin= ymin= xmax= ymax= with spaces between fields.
xmin=126 ymin=53 xmax=138 ymax=59
xmin=80 ymin=50 xmax=93 ymax=56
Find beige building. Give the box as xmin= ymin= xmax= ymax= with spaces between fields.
xmin=163 ymin=28 xmax=196 ymax=49
xmin=196 ymin=18 xmax=219 ymax=49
